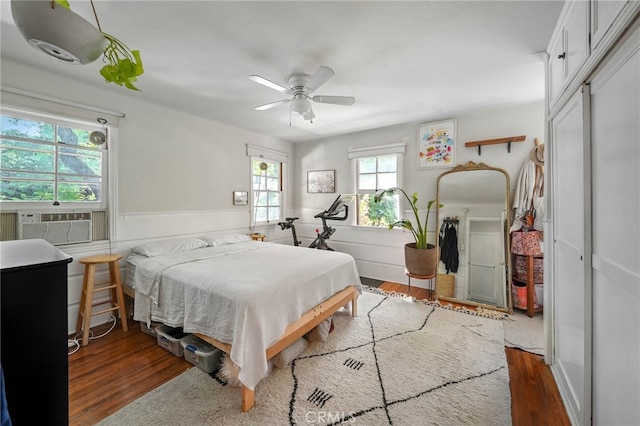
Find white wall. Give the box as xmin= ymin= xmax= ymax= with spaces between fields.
xmin=1 ymin=59 xmax=294 ymax=333
xmin=289 ymin=102 xmax=544 ymax=285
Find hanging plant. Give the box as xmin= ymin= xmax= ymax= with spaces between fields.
xmin=53 ymin=0 xmax=144 ymax=91
xmin=99 ymin=33 xmax=144 ymax=91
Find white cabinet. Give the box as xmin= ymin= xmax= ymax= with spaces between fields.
xmin=564 ymin=1 xmax=590 ymax=81
xmin=548 ymin=26 xmax=566 ymax=107
xmin=547 ymin=0 xmax=589 ymax=108
xmin=548 ymin=1 xmax=640 ymax=112
xmin=590 ymin=0 xmax=628 ymax=51
xmin=550 ymin=88 xmax=590 ymax=425
xmin=589 ymin=23 xmax=640 ymax=426
xmin=547 ymin=3 xmax=640 ymax=424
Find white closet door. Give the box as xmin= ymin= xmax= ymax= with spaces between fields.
xmin=589 ymin=24 xmax=640 ymax=426
xmin=551 ymin=88 xmax=591 ymax=425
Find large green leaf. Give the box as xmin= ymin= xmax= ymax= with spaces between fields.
xmin=374 ymin=186 xmax=441 ymax=249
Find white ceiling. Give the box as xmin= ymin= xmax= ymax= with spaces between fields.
xmin=0 ymin=1 xmax=563 ymax=143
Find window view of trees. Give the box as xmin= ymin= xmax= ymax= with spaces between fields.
xmin=252 ymin=158 xmax=281 ymax=223
xmin=1 ymin=114 xmax=103 ymax=203
xmin=358 ymin=193 xmax=398 ymax=226
xmin=356 ymin=155 xmax=399 ymax=226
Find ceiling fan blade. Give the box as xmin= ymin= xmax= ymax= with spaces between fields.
xmin=304 ymin=66 xmax=335 ymax=93
xmin=312 ymin=95 xmax=356 ymax=106
xmin=254 ymin=99 xmax=290 ymax=111
xmin=249 ymin=75 xmax=289 ymax=94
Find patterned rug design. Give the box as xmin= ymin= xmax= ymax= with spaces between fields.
xmin=99 ymin=289 xmax=511 ymax=425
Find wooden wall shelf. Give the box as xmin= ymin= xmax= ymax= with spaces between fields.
xmin=465 ymin=135 xmax=526 ymax=155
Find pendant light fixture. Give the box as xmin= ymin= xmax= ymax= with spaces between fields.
xmin=11 ymin=0 xmax=107 ymax=65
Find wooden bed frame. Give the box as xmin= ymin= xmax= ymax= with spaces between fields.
xmin=194 ymin=285 xmax=359 ymax=412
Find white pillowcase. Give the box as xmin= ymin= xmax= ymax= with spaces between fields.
xmin=305 ymin=317 xmax=333 ymax=342
xmin=272 ymin=337 xmax=308 ymax=369
xmin=201 ymin=233 xmax=252 ymax=247
xmin=131 ymin=237 xmax=208 ymax=257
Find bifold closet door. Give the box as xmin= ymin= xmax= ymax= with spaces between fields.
xmin=551 ymin=87 xmax=591 ymax=425
xmin=589 ymin=23 xmax=640 ymax=426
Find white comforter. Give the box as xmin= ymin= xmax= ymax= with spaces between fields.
xmin=132 ymin=241 xmax=361 ymax=390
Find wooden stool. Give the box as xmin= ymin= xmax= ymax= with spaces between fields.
xmin=76 ymin=254 xmax=128 ymax=346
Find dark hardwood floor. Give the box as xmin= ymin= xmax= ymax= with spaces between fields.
xmin=68 ymin=283 xmax=570 ymax=425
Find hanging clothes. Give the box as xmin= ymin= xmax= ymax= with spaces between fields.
xmin=439 ymin=221 xmax=459 ymax=273
xmin=511 ymin=159 xmax=537 ymax=233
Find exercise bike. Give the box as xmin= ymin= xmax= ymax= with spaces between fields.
xmin=278 ymin=194 xmax=355 ymax=250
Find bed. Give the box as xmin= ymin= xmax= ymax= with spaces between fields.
xmin=125 ymin=234 xmax=361 ymax=411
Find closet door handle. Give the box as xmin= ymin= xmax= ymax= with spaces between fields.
xmin=558 ymin=52 xmax=566 ymax=59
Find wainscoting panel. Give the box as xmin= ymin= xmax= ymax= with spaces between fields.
xmin=116 ymin=209 xmax=251 ymax=241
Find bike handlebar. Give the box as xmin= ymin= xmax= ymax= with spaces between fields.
xmin=313 ymin=206 xmax=349 ymax=221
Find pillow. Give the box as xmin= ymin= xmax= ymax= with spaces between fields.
xmin=272 ymin=337 xmax=308 ymax=369
xmin=201 ymin=233 xmax=252 ymax=247
xmin=132 ymin=237 xmax=208 ymax=257
xmin=305 ymin=317 xmax=333 ymax=342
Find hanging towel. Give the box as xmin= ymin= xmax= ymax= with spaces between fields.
xmin=510 ymin=159 xmax=537 ymax=233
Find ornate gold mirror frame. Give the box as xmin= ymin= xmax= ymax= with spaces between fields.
xmin=435 ymin=161 xmax=512 ymax=313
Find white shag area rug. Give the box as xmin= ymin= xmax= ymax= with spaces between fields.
xmin=99 ymin=289 xmax=512 ymax=425
xmin=503 ymin=310 xmax=544 ymax=355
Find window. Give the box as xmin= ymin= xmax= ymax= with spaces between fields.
xmin=1 ymin=110 xmax=106 ymax=207
xmin=355 ymin=154 xmax=401 ymax=226
xmin=251 ymin=158 xmax=281 ymax=224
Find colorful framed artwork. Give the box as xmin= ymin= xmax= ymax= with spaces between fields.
xmin=233 ymin=191 xmax=248 ymax=205
xmin=307 ymin=170 xmax=335 ymax=193
xmin=417 ymin=119 xmax=456 ymax=169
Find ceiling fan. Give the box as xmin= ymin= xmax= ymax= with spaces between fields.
xmin=250 ymin=66 xmax=355 ymax=122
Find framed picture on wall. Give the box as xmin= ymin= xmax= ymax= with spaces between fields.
xmin=307 ymin=170 xmax=335 ymax=193
xmin=233 ymin=191 xmax=248 ymax=205
xmin=417 ymin=119 xmax=457 ymax=169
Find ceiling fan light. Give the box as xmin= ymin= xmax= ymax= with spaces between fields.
xmin=302 ymin=109 xmax=316 ymax=121
xmin=11 ymin=0 xmax=108 ymax=65
xmin=290 ymin=97 xmax=312 ymax=115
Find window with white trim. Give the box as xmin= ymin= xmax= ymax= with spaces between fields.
xmin=1 ymin=109 xmax=107 ymax=208
xmin=251 ymin=157 xmax=282 ymax=224
xmin=349 ymin=142 xmax=405 ymax=227
xmin=355 ymin=154 xmax=401 ymax=226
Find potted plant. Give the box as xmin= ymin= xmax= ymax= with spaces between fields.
xmin=56 ymin=0 xmax=144 ymax=90
xmin=13 ymin=1 xmax=144 ymax=91
xmin=374 ymin=188 xmax=441 ymax=277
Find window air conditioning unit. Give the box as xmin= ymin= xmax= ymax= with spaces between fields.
xmin=18 ymin=211 xmax=92 ymax=246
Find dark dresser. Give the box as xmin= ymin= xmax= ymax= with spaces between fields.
xmin=1 ymin=239 xmax=72 ymax=425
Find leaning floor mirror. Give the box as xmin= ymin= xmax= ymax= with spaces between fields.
xmin=435 ymin=161 xmax=512 ymax=313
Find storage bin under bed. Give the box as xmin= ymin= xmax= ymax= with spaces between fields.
xmin=180 ymin=334 xmax=223 ymax=373
xmin=155 ymin=324 xmax=190 ymax=357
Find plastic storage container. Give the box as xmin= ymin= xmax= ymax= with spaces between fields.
xmin=140 ymin=321 xmax=162 ymax=337
xmin=180 ymin=334 xmax=223 ymax=373
xmin=156 ymin=324 xmax=190 ymax=357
